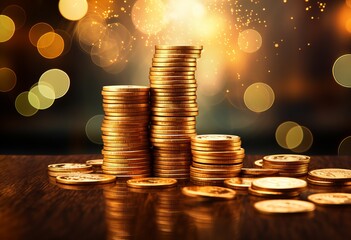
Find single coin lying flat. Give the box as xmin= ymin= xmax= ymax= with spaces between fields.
xmin=307 ymin=193 xmax=351 ymax=205
xmin=126 ymin=177 xmax=177 ymax=188
xmin=254 ymin=199 xmax=315 ymax=214
xmin=56 ymin=174 xmax=116 ymax=185
xmin=182 ymin=186 xmax=236 ymax=199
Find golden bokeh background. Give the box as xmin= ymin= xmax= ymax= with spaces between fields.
xmin=0 ymin=0 xmax=350 ymax=155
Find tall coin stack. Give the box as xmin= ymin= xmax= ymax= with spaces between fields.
xmin=149 ymin=45 xmax=203 ymax=180
xmin=101 ymin=85 xmax=151 ymax=177
xmin=190 ymin=135 xmax=245 ymax=185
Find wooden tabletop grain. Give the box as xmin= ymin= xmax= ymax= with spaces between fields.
xmin=0 ymin=154 xmax=350 ymax=240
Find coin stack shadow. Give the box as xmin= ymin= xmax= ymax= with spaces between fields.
xmin=149 ymin=45 xmax=203 ymax=180
xmin=101 ymin=85 xmax=151 ymax=177
xmin=190 ymin=135 xmax=244 ymax=185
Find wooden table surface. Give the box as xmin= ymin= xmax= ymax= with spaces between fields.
xmin=0 ymin=154 xmax=351 ymax=240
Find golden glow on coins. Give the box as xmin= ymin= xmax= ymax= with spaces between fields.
xmin=38 ymin=69 xmax=70 ymax=99
xmin=29 ymin=22 xmax=54 ymax=46
xmin=338 ymin=136 xmax=351 ymax=155
xmin=15 ymin=91 xmax=38 ymax=117
xmin=243 ymin=82 xmax=275 ymax=113
xmin=85 ymin=114 xmax=103 ymax=144
xmin=0 ymin=15 xmax=15 ymax=42
xmin=0 ymin=67 xmax=16 ymax=92
xmin=28 ymin=84 xmax=55 ymax=110
xmin=58 ymin=0 xmax=88 ymax=21
xmin=332 ymin=54 xmax=351 ymax=88
xmin=132 ymin=0 xmax=167 ymax=35
xmin=2 ymin=5 xmax=26 ymax=30
xmin=37 ymin=32 xmax=65 ymax=59
xmin=237 ymin=29 xmax=262 ymax=53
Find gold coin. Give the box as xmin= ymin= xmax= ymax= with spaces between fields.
xmin=152 ymin=57 xmax=196 ymax=63
xmin=240 ymin=168 xmax=279 ymax=176
xmin=224 ymin=177 xmax=256 ymax=190
xmin=263 ymin=154 xmax=310 ymax=165
xmin=151 ymin=134 xmax=195 ymax=140
xmin=150 ymin=67 xmax=196 ymax=72
xmin=152 ymin=107 xmax=198 ymax=112
xmin=192 ymin=134 xmax=241 ymax=144
xmin=102 ymin=85 xmax=149 ymax=92
xmin=307 ymin=193 xmax=351 ymax=205
xmin=155 ymin=49 xmax=202 ymax=54
xmin=182 ymin=186 xmax=236 ymax=199
xmin=102 ymin=103 xmax=149 ymax=108
xmin=191 ymin=162 xmax=241 ymax=169
xmin=192 ymin=157 xmax=243 ymax=165
xmin=151 ymin=90 xmax=196 ymax=95
xmin=56 ymin=173 xmax=116 ymax=185
xmin=190 ymin=171 xmax=240 ymax=179
xmin=150 ymin=83 xmax=197 ymax=89
xmin=153 ymin=62 xmax=196 ymax=67
xmin=251 ymin=177 xmax=307 ymax=192
xmin=101 ymin=91 xmax=149 ymax=97
xmin=153 ymin=53 xmax=201 ymax=58
xmin=254 ymin=159 xmax=263 ymax=168
xmin=151 ymin=129 xmax=196 ymax=135
xmin=191 ymin=145 xmax=241 ymax=152
xmin=152 ymin=111 xmax=198 ymax=117
xmin=151 ymin=124 xmax=195 ymax=130
xmin=48 ymin=163 xmax=92 ymax=172
xmin=306 ymin=177 xmax=351 ymax=186
xmin=151 ymin=96 xmax=197 ymax=101
xmin=149 ymin=75 xmax=195 ymax=80
xmin=150 ymin=80 xmax=197 ymax=86
xmin=248 ymin=187 xmax=301 ymax=198
xmin=86 ymin=159 xmax=103 ymax=166
xmin=191 ymin=148 xmax=245 ymax=157
xmin=126 ymin=177 xmax=177 ymax=188
xmin=48 ymin=170 xmax=93 ymax=177
xmin=155 ymin=45 xmax=203 ymax=50
xmin=150 ymin=71 xmax=195 ymax=76
xmin=308 ymin=168 xmax=351 ymax=182
xmin=254 ymin=200 xmax=315 ymax=214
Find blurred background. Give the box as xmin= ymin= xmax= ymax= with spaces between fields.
xmin=0 ymin=0 xmax=351 ymax=155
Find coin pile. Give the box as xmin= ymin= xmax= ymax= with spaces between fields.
xmin=262 ymin=154 xmax=311 ymax=177
xmin=101 ymin=85 xmax=151 ymax=177
xmin=190 ymin=134 xmax=244 ymax=184
xmin=149 ymin=45 xmax=203 ymax=179
xmin=249 ymin=177 xmax=307 ymax=198
xmin=47 ymin=163 xmax=93 ymax=177
xmin=307 ymin=168 xmax=351 ymax=186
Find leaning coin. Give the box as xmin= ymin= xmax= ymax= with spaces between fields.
xmin=307 ymin=193 xmax=351 ymax=205
xmin=48 ymin=163 xmax=92 ymax=172
xmin=56 ymin=174 xmax=116 ymax=185
xmin=86 ymin=159 xmax=103 ymax=166
xmin=126 ymin=177 xmax=177 ymax=188
xmin=182 ymin=186 xmax=236 ymax=199
xmin=254 ymin=199 xmax=315 ymax=214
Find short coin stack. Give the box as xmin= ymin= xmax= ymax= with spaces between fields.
xmin=307 ymin=168 xmax=351 ymax=186
xmin=262 ymin=154 xmax=310 ymax=177
xmin=149 ymin=45 xmax=203 ymax=180
xmin=190 ymin=134 xmax=244 ymax=184
xmin=47 ymin=163 xmax=93 ymax=177
xmin=101 ymin=85 xmax=151 ymax=177
xmin=249 ymin=177 xmax=307 ymax=198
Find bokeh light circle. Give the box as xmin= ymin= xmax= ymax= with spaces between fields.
xmin=275 ymin=121 xmax=300 ymax=149
xmin=58 ymin=0 xmax=88 ymax=21
xmin=286 ymin=125 xmax=304 ymax=149
xmin=85 ymin=115 xmax=103 ymax=144
xmin=338 ymin=136 xmax=351 ymax=155
xmin=132 ymin=0 xmax=167 ymax=35
xmin=0 ymin=67 xmax=17 ymax=92
xmin=237 ymin=29 xmax=262 ymax=53
xmin=243 ymin=82 xmax=275 ymax=113
xmin=15 ymin=91 xmax=38 ymax=117
xmin=2 ymin=5 xmax=26 ymax=30
xmin=38 ymin=69 xmax=70 ymax=99
xmin=0 ymin=15 xmax=15 ymax=42
xmin=332 ymin=54 xmax=351 ymax=88
xmin=29 ymin=22 xmax=54 ymax=47
xmin=291 ymin=126 xmax=313 ymax=153
xmin=37 ymin=32 xmax=65 ymax=59
xmin=28 ymin=84 xmax=55 ymax=110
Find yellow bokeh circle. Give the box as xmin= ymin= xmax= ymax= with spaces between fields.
xmin=0 ymin=15 xmax=15 ymax=42
xmin=58 ymin=0 xmax=88 ymax=21
xmin=243 ymin=82 xmax=275 ymax=113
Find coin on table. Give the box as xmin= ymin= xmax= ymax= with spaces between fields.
xmin=254 ymin=199 xmax=315 ymax=214
xmin=251 ymin=177 xmax=307 ymax=192
xmin=182 ymin=186 xmax=236 ymax=199
xmin=56 ymin=174 xmax=116 ymax=185
xmin=126 ymin=177 xmax=177 ymax=188
xmin=224 ymin=177 xmax=256 ymax=190
xmin=254 ymin=159 xmax=263 ymax=168
xmin=86 ymin=159 xmax=103 ymax=166
xmin=263 ymin=154 xmax=310 ymax=164
xmin=48 ymin=163 xmax=93 ymax=172
xmin=240 ymin=168 xmax=279 ymax=176
xmin=308 ymin=168 xmax=351 ymax=181
xmin=307 ymin=193 xmax=351 ymax=205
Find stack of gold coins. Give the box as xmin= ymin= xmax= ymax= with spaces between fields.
xmin=249 ymin=177 xmax=307 ymax=198
xmin=190 ymin=134 xmax=244 ymax=184
xmin=101 ymin=85 xmax=151 ymax=177
xmin=149 ymin=45 xmax=203 ymax=180
xmin=307 ymin=168 xmax=351 ymax=186
xmin=47 ymin=163 xmax=93 ymax=177
xmin=262 ymin=154 xmax=310 ymax=177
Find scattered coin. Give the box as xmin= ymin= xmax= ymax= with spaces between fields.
xmin=254 ymin=199 xmax=315 ymax=214
xmin=56 ymin=174 xmax=116 ymax=185
xmin=307 ymin=193 xmax=351 ymax=205
xmin=86 ymin=159 xmax=103 ymax=166
xmin=182 ymin=186 xmax=236 ymax=199
xmin=126 ymin=177 xmax=177 ymax=188
xmin=224 ymin=177 xmax=256 ymax=190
